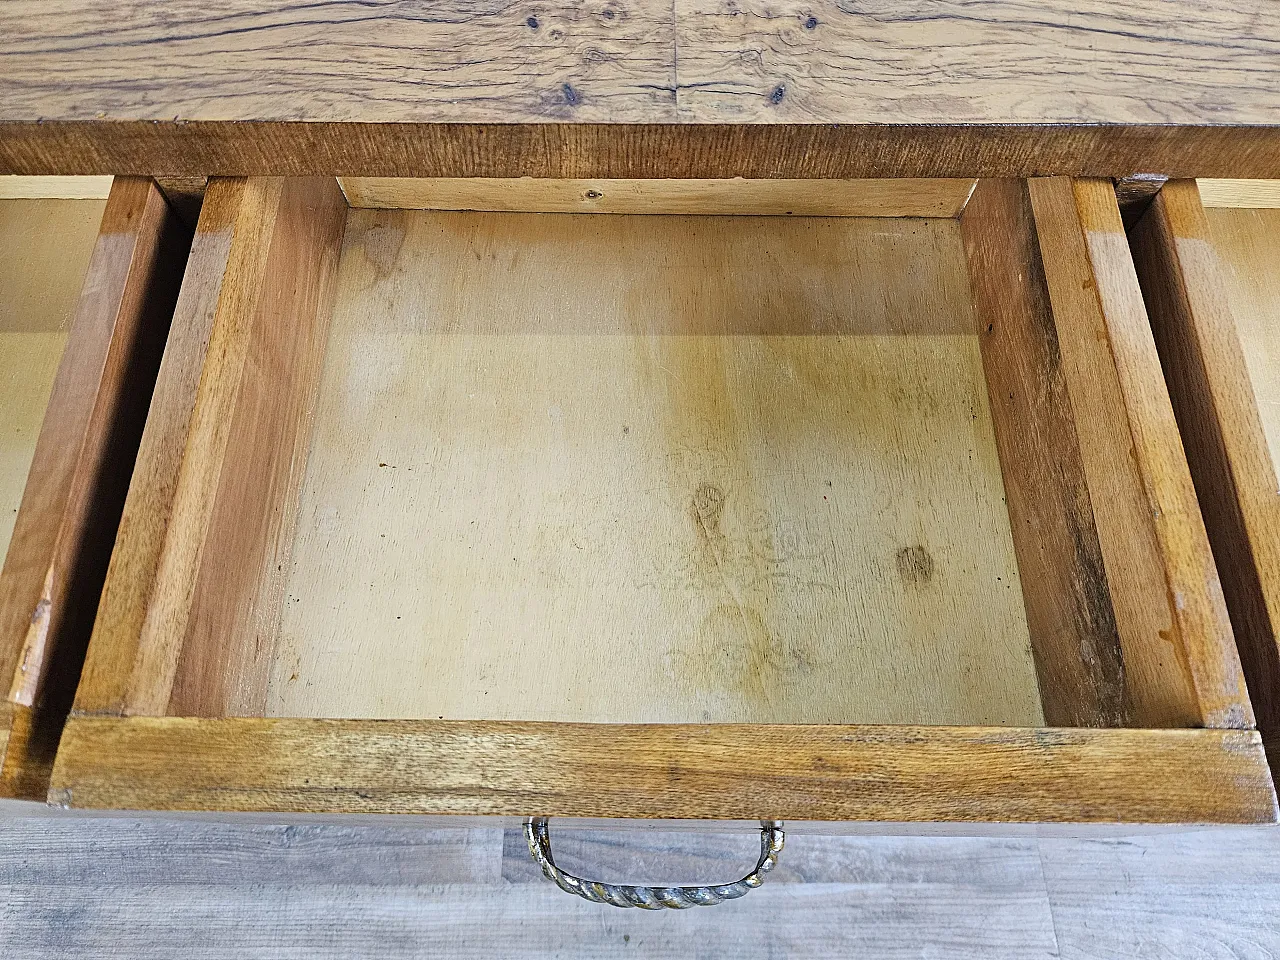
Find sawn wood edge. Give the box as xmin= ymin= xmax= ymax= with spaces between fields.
xmin=3 ymin=124 xmax=1280 ymax=180
xmin=49 ymin=718 xmax=1279 ymax=824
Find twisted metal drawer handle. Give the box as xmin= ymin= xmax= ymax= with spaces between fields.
xmin=524 ymin=818 xmax=785 ymax=909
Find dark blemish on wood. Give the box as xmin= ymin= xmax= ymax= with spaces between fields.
xmin=562 ymin=83 xmax=580 ymax=106
xmin=805 ymin=16 xmax=819 ymax=29
xmin=602 ymin=5 xmax=617 ymax=19
xmin=621 ymin=424 xmax=630 ymax=434
xmin=526 ymin=15 xmax=539 ymax=28
xmin=585 ymin=189 xmax=604 ymax=199
xmin=1064 ymin=507 xmax=1130 ymax=724
xmin=769 ymin=84 xmax=786 ymax=105
xmin=692 ymin=482 xmax=726 ymax=524
xmin=987 ymin=322 xmax=994 ymax=333
xmin=895 ymin=545 xmax=935 ymax=585
xmin=361 ymin=222 xmax=405 ymax=281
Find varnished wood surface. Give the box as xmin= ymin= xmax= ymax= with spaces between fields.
xmin=960 ymin=179 xmax=1127 ymax=727
xmin=1 ymin=184 xmax=187 ymax=798
xmin=163 ymin=178 xmax=346 ymax=718
xmin=47 ymin=718 xmax=1278 ymax=823
xmin=267 ymin=210 xmax=1039 ymax=727
xmin=4 ymin=815 xmax=1277 ymax=958
xmin=339 ymin=178 xmax=978 ymax=216
xmin=73 ymin=182 xmax=249 ymax=716
xmin=1130 ymin=184 xmax=1280 ymax=769
xmin=75 ymin=178 xmax=346 ymax=718
xmin=1030 ymin=178 xmax=1251 ymax=730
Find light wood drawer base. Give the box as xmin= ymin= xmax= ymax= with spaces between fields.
xmin=51 ymin=176 xmax=1277 ymax=825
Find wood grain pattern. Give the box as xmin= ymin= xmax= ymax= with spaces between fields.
xmin=674 ymin=0 xmax=1280 ymax=126
xmin=153 ymin=177 xmax=207 ymax=227
xmin=0 ymin=199 xmax=105 ymax=566
xmin=1 ymin=184 xmax=187 ymax=798
xmin=0 ymin=822 xmax=1064 ymax=959
xmin=47 ymin=717 xmax=1278 ymax=823
xmin=1039 ymin=829 xmax=1280 ymax=959
xmin=165 ymin=178 xmax=346 ymax=717
xmin=0 ymin=176 xmax=112 ymax=199
xmin=339 ymin=178 xmax=977 ymax=217
xmin=2 ymin=2 xmax=1278 ymax=129
xmin=74 ymin=178 xmax=346 ymax=719
xmin=6 ymin=817 xmax=1280 ymax=959
xmin=263 ymin=210 xmax=1041 ymax=727
xmin=1197 ymin=179 xmax=1280 ymax=208
xmin=959 ymin=180 xmax=1127 ymax=727
xmin=1130 ymin=183 xmax=1280 ymax=772
xmin=1029 ymin=178 xmax=1252 ymax=730
xmin=4 ymin=122 xmax=1280 ymax=182
xmin=4 ymin=3 xmax=1280 ymax=178
xmin=1205 ymin=208 xmax=1280 ymax=481
xmin=73 ymin=182 xmax=248 ymax=716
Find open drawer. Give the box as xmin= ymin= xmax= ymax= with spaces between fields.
xmin=49 ymin=176 xmax=1278 ymax=827
xmin=0 ymin=176 xmax=188 ymax=798
xmin=1130 ymin=179 xmax=1280 ymax=779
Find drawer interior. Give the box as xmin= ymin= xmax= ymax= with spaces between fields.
xmin=76 ymin=178 xmax=1254 ymax=733
xmin=56 ymin=176 xmax=1273 ymax=823
xmin=0 ymin=197 xmax=106 ymax=561
xmin=270 ymin=210 xmax=1040 ymax=725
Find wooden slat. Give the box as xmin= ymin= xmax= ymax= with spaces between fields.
xmin=339 ymin=178 xmax=977 ymax=217
xmin=1196 ymin=180 xmax=1280 ymax=209
xmin=959 ymin=179 xmax=1127 ymax=726
xmin=48 ymin=718 xmax=1278 ymax=823
xmin=1129 ymin=181 xmax=1280 ymax=771
xmin=1027 ymin=178 xmax=1252 ymax=730
xmin=0 ymin=179 xmax=189 ymax=798
xmin=0 ymin=175 xmax=113 ymax=199
xmin=75 ymin=178 xmax=346 ymax=718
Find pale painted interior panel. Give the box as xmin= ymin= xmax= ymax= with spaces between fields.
xmin=1205 ymin=207 xmax=1280 ymax=479
xmin=266 ymin=211 xmax=1043 ymax=726
xmin=0 ymin=198 xmax=106 ymax=565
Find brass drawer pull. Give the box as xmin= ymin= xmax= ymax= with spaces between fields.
xmin=524 ymin=818 xmax=785 ymax=909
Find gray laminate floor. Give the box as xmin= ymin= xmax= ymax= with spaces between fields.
xmin=1 ymin=809 xmax=1277 ymax=958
